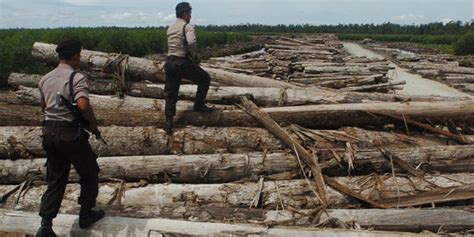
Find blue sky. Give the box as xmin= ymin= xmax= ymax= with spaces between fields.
xmin=0 ymin=0 xmax=472 ymax=28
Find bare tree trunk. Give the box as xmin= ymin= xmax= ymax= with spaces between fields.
xmin=0 ymin=123 xmax=469 ymax=159
xmin=1 ymin=174 xmax=472 ymax=211
xmin=341 ymin=81 xmax=406 ymax=92
xmin=0 ymin=152 xmax=298 ymax=184
xmin=1 ymin=145 xmax=472 ymax=184
xmin=32 ymin=42 xmax=166 ymax=82
xmin=32 ymin=42 xmax=297 ymax=88
xmin=240 ymin=97 xmax=329 ymax=204
xmin=14 ymin=86 xmax=198 ymax=111
xmin=1 ymin=99 xmax=472 ymax=129
xmin=2 ymin=208 xmax=455 ymax=236
xmin=0 ymin=126 xmax=284 ymax=159
xmin=9 ymin=73 xmax=467 ymax=106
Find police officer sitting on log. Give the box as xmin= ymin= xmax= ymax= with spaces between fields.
xmin=36 ymin=39 xmax=104 ymax=237
xmin=163 ymin=2 xmax=215 ymax=134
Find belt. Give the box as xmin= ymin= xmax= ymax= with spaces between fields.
xmin=166 ymin=55 xmax=187 ymax=60
xmin=42 ymin=120 xmax=78 ymax=128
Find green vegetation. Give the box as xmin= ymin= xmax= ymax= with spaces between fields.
xmin=337 ymin=34 xmax=461 ymax=45
xmin=422 ymin=44 xmax=455 ymax=54
xmin=201 ymin=22 xmax=472 ymax=55
xmin=199 ymin=22 xmax=472 ymax=35
xmin=0 ymin=27 xmax=251 ymax=88
xmin=453 ymin=33 xmax=474 ymax=55
xmin=0 ymin=22 xmax=472 ymax=88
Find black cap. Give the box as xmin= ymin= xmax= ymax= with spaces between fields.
xmin=55 ymin=39 xmax=82 ymax=57
xmin=176 ymin=2 xmax=192 ymax=12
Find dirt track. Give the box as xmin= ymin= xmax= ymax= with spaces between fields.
xmin=343 ymin=42 xmax=472 ymax=98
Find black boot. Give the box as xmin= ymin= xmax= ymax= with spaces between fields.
xmin=163 ymin=116 xmax=173 ymax=134
xmin=193 ymin=103 xmax=215 ymax=113
xmin=36 ymin=218 xmax=57 ymax=237
xmin=79 ymin=207 xmax=105 ymax=229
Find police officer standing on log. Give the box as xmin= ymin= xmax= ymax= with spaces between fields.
xmin=36 ymin=39 xmax=104 ymax=237
xmin=163 ymin=2 xmax=215 ymax=134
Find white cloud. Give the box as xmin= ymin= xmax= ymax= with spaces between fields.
xmin=63 ymin=0 xmax=101 ymax=6
xmin=100 ymin=11 xmax=175 ymax=25
xmin=440 ymin=18 xmax=454 ymax=24
xmin=393 ymin=14 xmax=425 ymax=22
xmin=162 ymin=14 xmax=175 ymax=22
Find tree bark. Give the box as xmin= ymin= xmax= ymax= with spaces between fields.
xmin=1 ymin=174 xmax=472 ymax=211
xmin=305 ymin=65 xmax=392 ymax=74
xmin=203 ymin=67 xmax=297 ymax=88
xmin=0 ymin=123 xmax=469 ymax=159
xmin=341 ymin=81 xmax=406 ymax=92
xmin=265 ymin=44 xmax=337 ymax=51
xmin=1 ymin=143 xmax=472 ymax=183
xmin=32 ymin=42 xmax=298 ymax=88
xmin=14 ymin=85 xmax=198 ymax=111
xmin=1 ymin=99 xmax=472 ymax=129
xmin=0 ymin=152 xmax=298 ymax=184
xmin=1 ymin=208 xmax=449 ymax=236
xmin=32 ymin=42 xmax=166 ymax=82
xmin=10 ymin=73 xmax=467 ymax=106
xmin=240 ymin=97 xmax=329 ymax=204
xmin=0 ymin=126 xmax=285 ymax=159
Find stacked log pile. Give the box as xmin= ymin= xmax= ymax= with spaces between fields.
xmin=205 ymin=35 xmax=400 ymax=92
xmin=368 ymin=43 xmax=474 ymax=95
xmin=402 ymin=60 xmax=474 ymax=94
xmin=1 ymin=38 xmax=474 ymax=236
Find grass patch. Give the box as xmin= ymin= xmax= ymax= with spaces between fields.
xmin=337 ymin=33 xmax=462 ymax=45
xmin=0 ymin=27 xmax=251 ymax=88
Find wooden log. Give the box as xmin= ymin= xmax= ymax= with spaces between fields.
xmin=15 ymin=85 xmax=192 ymax=111
xmin=0 ymin=180 xmax=344 ymax=210
xmin=439 ymin=67 xmax=474 ymax=75
xmin=322 ymin=145 xmax=474 ymax=174
xmin=237 ymin=99 xmax=474 ymax=209
xmin=267 ymin=208 xmax=474 ymax=233
xmin=0 ymin=126 xmax=285 ymax=159
xmin=265 ymin=44 xmax=334 ymax=51
xmin=309 ymin=77 xmax=379 ymax=89
xmin=2 ymin=145 xmax=472 ymax=184
xmin=15 ymin=73 xmax=445 ymax=106
xmin=32 ymin=42 xmax=298 ymax=89
xmin=1 ymin=174 xmax=473 ymax=211
xmin=8 ymin=73 xmax=133 ymax=95
xmin=0 ymin=209 xmax=436 ymax=237
xmin=239 ymin=97 xmax=328 ymax=204
xmin=278 ymin=36 xmax=322 ymax=46
xmin=115 ymin=207 xmax=474 ymax=233
xmin=25 ymin=205 xmax=470 ymax=233
xmin=325 ymin=208 xmax=474 ymax=232
xmin=0 ymin=125 xmax=459 ymax=159
xmin=268 ymin=48 xmax=333 ymax=55
xmin=204 ymin=67 xmax=297 ymax=88
xmin=0 ymin=152 xmax=299 ymax=184
xmin=1 ymin=98 xmax=473 ymax=129
xmin=305 ymin=66 xmax=390 ymax=74
xmin=342 ymin=81 xmax=406 ymax=92
xmin=32 ymin=42 xmax=166 ymax=82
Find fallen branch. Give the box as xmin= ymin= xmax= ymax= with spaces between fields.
xmin=369 ymin=111 xmax=471 ymax=145
xmin=239 ymin=97 xmax=328 ymax=205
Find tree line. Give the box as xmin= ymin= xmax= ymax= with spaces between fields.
xmin=0 ymin=22 xmax=472 ymax=88
xmin=198 ymin=22 xmax=472 ymax=35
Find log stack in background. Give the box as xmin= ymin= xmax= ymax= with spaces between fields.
xmin=366 ymin=42 xmax=474 ymax=95
xmin=1 ymin=34 xmax=473 ymax=236
xmin=206 ymin=35 xmax=400 ymax=93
